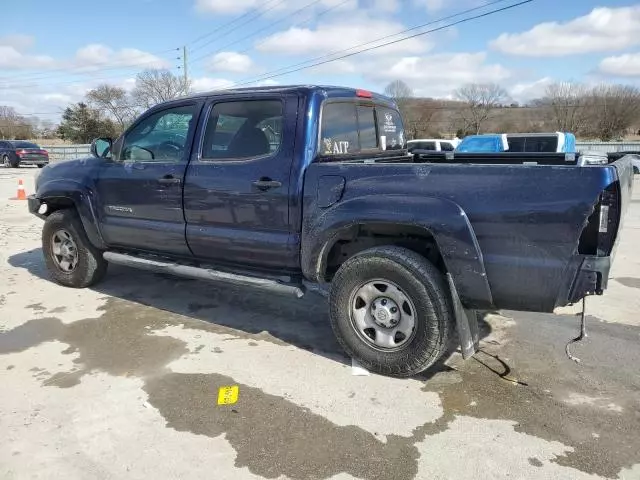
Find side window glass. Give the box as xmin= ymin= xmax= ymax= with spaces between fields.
xmin=201 ymin=100 xmax=283 ymax=160
xmin=357 ymin=106 xmax=377 ymax=150
xmin=320 ymin=103 xmax=358 ymax=155
xmin=377 ymin=107 xmax=405 ymax=151
xmin=441 ymin=142 xmax=454 ymax=151
xmin=119 ymin=105 xmax=196 ymax=163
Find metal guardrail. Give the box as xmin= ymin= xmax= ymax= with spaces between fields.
xmin=576 ymin=141 xmax=640 ymax=153
xmin=42 ymin=144 xmax=91 ymax=162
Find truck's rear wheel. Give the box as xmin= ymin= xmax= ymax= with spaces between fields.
xmin=329 ymin=246 xmax=453 ymax=377
xmin=42 ymin=209 xmax=107 ymax=288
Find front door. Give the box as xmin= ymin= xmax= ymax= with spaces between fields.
xmin=183 ymin=95 xmax=299 ymax=271
xmin=96 ymin=102 xmax=201 ymax=256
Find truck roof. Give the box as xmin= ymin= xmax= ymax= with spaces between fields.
xmin=162 ymin=85 xmax=395 ymax=107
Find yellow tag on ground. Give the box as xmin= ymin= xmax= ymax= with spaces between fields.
xmin=217 ymin=385 xmax=239 ymax=405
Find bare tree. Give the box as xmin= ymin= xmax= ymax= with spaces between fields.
xmin=583 ymin=84 xmax=640 ymax=141
xmin=384 ymin=80 xmax=414 ymax=119
xmin=86 ymin=84 xmax=137 ymax=130
xmin=132 ymin=70 xmax=191 ymax=109
xmin=404 ymin=99 xmax=442 ymax=139
xmin=453 ymin=83 xmax=509 ymax=134
xmin=534 ymin=82 xmax=588 ymax=133
xmin=0 ymin=106 xmax=35 ymax=139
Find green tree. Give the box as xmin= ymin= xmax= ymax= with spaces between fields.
xmin=57 ymin=103 xmax=118 ymax=143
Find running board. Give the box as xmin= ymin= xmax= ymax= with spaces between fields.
xmin=103 ymin=251 xmax=305 ymax=298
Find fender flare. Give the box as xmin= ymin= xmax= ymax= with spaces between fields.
xmin=37 ymin=179 xmax=106 ymax=250
xmin=302 ymin=195 xmax=493 ymax=309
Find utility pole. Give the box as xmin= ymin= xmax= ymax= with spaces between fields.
xmin=182 ymin=46 xmax=189 ymax=94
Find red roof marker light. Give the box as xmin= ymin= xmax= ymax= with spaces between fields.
xmin=356 ymin=89 xmax=373 ymax=98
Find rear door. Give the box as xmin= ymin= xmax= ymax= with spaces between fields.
xmin=183 ymin=94 xmax=299 ymax=270
xmin=96 ymin=101 xmax=201 ymax=256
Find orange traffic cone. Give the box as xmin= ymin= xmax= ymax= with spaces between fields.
xmin=12 ymin=179 xmax=27 ymax=200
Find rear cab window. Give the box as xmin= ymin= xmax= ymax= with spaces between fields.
xmin=319 ymin=100 xmax=404 ymax=158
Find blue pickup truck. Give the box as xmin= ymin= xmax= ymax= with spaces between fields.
xmin=29 ymin=85 xmax=634 ymax=377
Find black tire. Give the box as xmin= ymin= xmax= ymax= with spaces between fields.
xmin=42 ymin=209 xmax=107 ymax=288
xmin=2 ymin=155 xmax=12 ymax=168
xmin=329 ymin=246 xmax=454 ymax=377
xmin=37 ymin=164 xmax=45 ymax=168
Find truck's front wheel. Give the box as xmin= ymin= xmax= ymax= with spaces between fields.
xmin=329 ymin=246 xmax=453 ymax=377
xmin=42 ymin=209 xmax=107 ymax=288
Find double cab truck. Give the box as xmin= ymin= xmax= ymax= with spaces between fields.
xmin=29 ymin=85 xmax=634 ymax=377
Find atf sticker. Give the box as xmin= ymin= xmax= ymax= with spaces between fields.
xmin=217 ymin=385 xmax=239 ymax=405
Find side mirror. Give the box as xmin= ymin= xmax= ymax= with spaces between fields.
xmin=91 ymin=137 xmax=112 ymax=158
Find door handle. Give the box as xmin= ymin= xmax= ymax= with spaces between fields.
xmin=158 ymin=175 xmax=181 ymax=185
xmin=252 ymin=178 xmax=282 ymax=191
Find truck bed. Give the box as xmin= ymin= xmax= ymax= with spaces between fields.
xmin=302 ymin=157 xmax=634 ymax=312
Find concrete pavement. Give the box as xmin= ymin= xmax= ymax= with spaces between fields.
xmin=1 ymin=166 xmax=639 ymax=480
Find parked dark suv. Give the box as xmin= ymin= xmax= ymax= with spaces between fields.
xmin=0 ymin=140 xmax=49 ymax=168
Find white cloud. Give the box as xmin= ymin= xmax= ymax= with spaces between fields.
xmin=491 ymin=6 xmax=640 ymax=56
xmin=509 ymin=77 xmax=554 ymax=103
xmin=73 ymin=44 xmax=169 ymax=70
xmin=0 ymin=34 xmax=35 ymax=51
xmin=206 ymin=51 xmax=254 ymax=73
xmin=0 ymin=35 xmax=55 ymax=69
xmin=257 ymin=17 xmax=430 ymax=57
xmin=0 ymin=76 xmax=139 ymax=122
xmin=191 ymin=77 xmax=235 ymax=92
xmin=598 ymin=53 xmax=640 ymax=77
xmin=0 ymin=46 xmax=56 ymax=69
xmin=360 ymin=52 xmax=511 ymax=98
xmin=195 ymin=0 xmax=356 ymax=14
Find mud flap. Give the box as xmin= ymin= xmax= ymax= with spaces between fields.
xmin=447 ymin=273 xmax=479 ymax=359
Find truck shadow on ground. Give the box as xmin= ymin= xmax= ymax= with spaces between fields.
xmin=8 ymin=247 xmax=492 ymax=379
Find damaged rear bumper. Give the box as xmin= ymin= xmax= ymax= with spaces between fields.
xmin=557 ymin=255 xmax=611 ymax=307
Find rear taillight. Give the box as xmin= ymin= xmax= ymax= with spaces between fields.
xmin=356 ymin=89 xmax=373 ymax=98
xmin=40 ymin=150 xmax=49 ymax=157
xmin=15 ymin=149 xmax=26 ymax=156
xmin=578 ymin=183 xmax=620 ymax=256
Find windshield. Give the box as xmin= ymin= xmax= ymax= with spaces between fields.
xmin=11 ymin=141 xmax=39 ymax=149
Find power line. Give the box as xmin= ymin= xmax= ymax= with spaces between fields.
xmin=0 ymin=0 xmax=290 ymax=87
xmin=232 ymin=0 xmax=520 ymax=87
xmin=188 ymin=0 xmax=325 ymax=66
xmin=214 ymin=0 xmax=351 ymax=65
xmin=1 ymin=1 xmax=533 ymax=99
xmin=186 ymin=0 xmax=285 ymax=48
xmin=189 ymin=0 xmax=289 ymax=55
xmin=0 ymin=0 xmax=345 ymax=90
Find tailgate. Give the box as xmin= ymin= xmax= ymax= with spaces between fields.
xmin=611 ymin=156 xmax=634 ymax=249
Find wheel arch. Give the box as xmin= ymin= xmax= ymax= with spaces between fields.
xmin=302 ymin=195 xmax=494 ymax=309
xmin=38 ymin=180 xmax=106 ymax=250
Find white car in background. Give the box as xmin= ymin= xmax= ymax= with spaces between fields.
xmin=407 ymin=138 xmax=460 ymax=153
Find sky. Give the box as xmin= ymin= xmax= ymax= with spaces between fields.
xmin=1 ymin=0 xmax=640 ymax=124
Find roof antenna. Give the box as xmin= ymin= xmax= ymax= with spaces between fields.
xmin=565 ymin=297 xmax=587 ymax=363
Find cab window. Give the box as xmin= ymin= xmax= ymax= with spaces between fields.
xmin=116 ymin=104 xmax=197 ymax=162
xmin=320 ymin=101 xmax=403 ymax=155
xmin=201 ymin=100 xmax=283 ymax=160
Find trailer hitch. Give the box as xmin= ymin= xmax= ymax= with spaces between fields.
xmin=565 ymin=297 xmax=587 ymax=363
